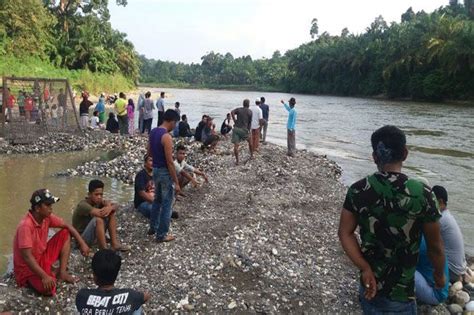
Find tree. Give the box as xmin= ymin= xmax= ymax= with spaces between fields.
xmin=401 ymin=7 xmax=416 ymax=22
xmin=310 ymin=18 xmax=319 ymax=39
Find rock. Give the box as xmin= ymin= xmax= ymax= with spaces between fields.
xmin=454 ymin=290 xmax=470 ymax=307
xmin=228 ymin=301 xmax=237 ymax=309
xmin=272 ymin=248 xmax=278 ymax=256
xmin=466 ymin=301 xmax=474 ymax=312
xmin=450 ymin=282 xmax=464 ymax=297
xmin=447 ymin=304 xmax=463 ymax=314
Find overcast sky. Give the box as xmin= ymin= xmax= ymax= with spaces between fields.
xmin=109 ymin=0 xmax=448 ymax=63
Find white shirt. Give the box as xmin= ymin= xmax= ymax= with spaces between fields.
xmin=174 ymin=160 xmax=194 ymax=174
xmin=440 ymin=209 xmax=467 ymax=276
xmin=250 ymin=105 xmax=263 ymax=130
xmin=91 ymin=116 xmax=100 ymax=129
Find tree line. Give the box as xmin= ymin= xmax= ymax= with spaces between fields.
xmin=0 ymin=0 xmax=140 ymax=83
xmin=141 ymin=3 xmax=473 ymax=100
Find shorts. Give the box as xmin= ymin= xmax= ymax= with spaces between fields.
xmin=204 ymin=134 xmax=219 ymax=146
xmin=231 ymin=127 xmax=249 ymax=144
xmin=80 ymin=217 xmax=110 ymax=246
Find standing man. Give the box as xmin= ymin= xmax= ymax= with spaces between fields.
xmin=281 ymin=98 xmax=297 ymax=157
xmin=230 ymin=99 xmax=253 ymax=165
xmin=259 ymin=96 xmax=269 ymax=143
xmin=79 ymin=92 xmax=93 ymax=129
xmin=250 ymin=99 xmax=264 ymax=153
xmin=115 ymin=92 xmax=128 ymax=135
xmin=174 ymin=102 xmax=181 ymax=116
xmin=148 ymin=109 xmax=181 ymax=242
xmin=156 ymin=92 xmax=165 ymax=127
xmin=57 ymin=88 xmax=68 ymax=127
xmin=13 ymin=189 xmax=90 ymax=296
xmin=338 ymin=125 xmax=445 ymax=314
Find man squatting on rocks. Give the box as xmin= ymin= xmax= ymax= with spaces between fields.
xmin=147 ymin=109 xmax=181 ymax=242
xmin=338 ymin=125 xmax=445 ymax=314
xmin=13 ymin=189 xmax=90 ymax=296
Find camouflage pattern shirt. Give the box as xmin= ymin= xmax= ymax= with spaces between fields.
xmin=343 ymin=172 xmax=441 ymax=302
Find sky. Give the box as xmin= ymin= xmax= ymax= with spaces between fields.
xmin=109 ymin=0 xmax=448 ymax=63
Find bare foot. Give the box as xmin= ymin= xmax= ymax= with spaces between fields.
xmin=59 ymin=272 xmax=79 ymax=284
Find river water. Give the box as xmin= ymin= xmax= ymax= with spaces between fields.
xmin=1 ymin=88 xmax=473 ymax=273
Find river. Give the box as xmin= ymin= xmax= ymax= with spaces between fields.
xmin=1 ymin=88 xmax=473 ymax=273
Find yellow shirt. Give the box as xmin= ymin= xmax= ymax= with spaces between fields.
xmin=116 ymin=98 xmax=127 ymax=116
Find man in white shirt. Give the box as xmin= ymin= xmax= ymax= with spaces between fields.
xmin=250 ymin=100 xmax=264 ymax=153
xmin=174 ymin=145 xmax=208 ymax=191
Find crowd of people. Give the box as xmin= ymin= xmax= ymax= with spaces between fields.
xmin=8 ymin=88 xmax=472 ymax=314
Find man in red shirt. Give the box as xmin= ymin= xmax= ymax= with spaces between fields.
xmin=6 ymin=88 xmax=15 ymax=121
xmin=13 ymin=189 xmax=90 ymax=296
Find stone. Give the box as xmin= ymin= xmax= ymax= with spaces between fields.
xmin=454 ymin=290 xmax=470 ymax=307
xmin=228 ymin=301 xmax=237 ymax=309
xmin=466 ymin=301 xmax=474 ymax=312
xmin=447 ymin=304 xmax=463 ymax=314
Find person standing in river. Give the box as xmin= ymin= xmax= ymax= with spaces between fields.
xmin=148 ymin=109 xmax=181 ymax=242
xmin=115 ymin=92 xmax=128 ymax=135
xmin=259 ymin=97 xmax=270 ymax=143
xmin=338 ymin=125 xmax=445 ymax=314
xmin=281 ymin=98 xmax=297 ymax=157
xmin=156 ymin=91 xmax=165 ymax=127
xmin=231 ymin=99 xmax=253 ymax=165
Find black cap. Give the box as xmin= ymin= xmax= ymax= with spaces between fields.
xmin=30 ymin=189 xmax=60 ymax=207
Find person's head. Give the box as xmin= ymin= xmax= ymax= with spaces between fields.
xmin=82 ymin=91 xmax=89 ymax=100
xmin=243 ymin=99 xmax=250 ymax=108
xmin=255 ymin=99 xmax=261 ymax=105
xmin=226 ymin=113 xmax=231 ymax=119
xmin=176 ymin=144 xmax=186 ymax=162
xmin=88 ymin=180 xmax=105 ymax=206
xmin=92 ymin=249 xmax=121 ymax=287
xmin=162 ymin=109 xmax=180 ymax=131
xmin=201 ymin=115 xmax=208 ymax=123
xmin=145 ymin=91 xmax=151 ymax=98
xmin=371 ymin=125 xmax=407 ymax=170
xmin=182 ymin=114 xmax=187 ymax=121
xmin=289 ymin=97 xmax=296 ymax=108
xmin=260 ymin=97 xmax=265 ymax=104
xmin=432 ymin=185 xmax=448 ymax=210
xmin=119 ymin=92 xmax=126 ymax=99
xmin=93 ymin=110 xmax=99 ymax=117
xmin=143 ymin=154 xmax=153 ymax=172
xmin=160 ymin=92 xmax=165 ymax=98
xmin=100 ymin=92 xmax=105 ymax=98
xmin=206 ymin=117 xmax=213 ymax=127
xmin=108 ymin=112 xmax=115 ymax=119
xmin=30 ymin=189 xmax=60 ymax=219
xmin=175 ymin=102 xmax=180 ymax=108
xmin=128 ymin=99 xmax=134 ymax=106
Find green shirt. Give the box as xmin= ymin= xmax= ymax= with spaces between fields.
xmin=116 ymin=98 xmax=127 ymax=117
xmin=72 ymin=199 xmax=95 ymax=234
xmin=343 ymin=172 xmax=441 ymax=302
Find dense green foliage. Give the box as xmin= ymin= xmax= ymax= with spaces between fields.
xmin=141 ymin=3 xmax=473 ymax=100
xmin=0 ymin=0 xmax=140 ymax=92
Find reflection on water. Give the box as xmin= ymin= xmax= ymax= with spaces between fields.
xmin=0 ymin=151 xmax=133 ymax=273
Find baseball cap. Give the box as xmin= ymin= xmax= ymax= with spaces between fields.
xmin=30 ymin=189 xmax=60 ymax=207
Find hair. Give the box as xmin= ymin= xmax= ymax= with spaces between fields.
xmin=243 ymin=99 xmax=250 ymax=108
xmin=108 ymin=112 xmax=115 ymax=118
xmin=145 ymin=91 xmax=151 ymax=98
xmin=432 ymin=185 xmax=448 ymax=204
xmin=175 ymin=102 xmax=180 ymax=107
xmin=176 ymin=144 xmax=186 ymax=152
xmin=202 ymin=115 xmax=208 ymax=120
xmin=160 ymin=92 xmax=165 ymax=97
xmin=289 ymin=97 xmax=296 ymax=105
xmin=163 ymin=109 xmax=180 ymax=122
xmin=93 ymin=110 xmax=99 ymax=116
xmin=260 ymin=97 xmax=265 ymax=103
xmin=119 ymin=92 xmax=125 ymax=99
xmin=256 ymin=100 xmax=261 ymax=105
xmin=143 ymin=153 xmax=151 ymax=163
xmin=92 ymin=249 xmax=121 ymax=286
xmin=226 ymin=113 xmax=231 ymax=117
xmin=371 ymin=125 xmax=407 ymax=166
xmin=88 ymin=179 xmax=104 ymax=193
xmin=182 ymin=114 xmax=187 ymax=121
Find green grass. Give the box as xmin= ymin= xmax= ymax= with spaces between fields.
xmin=0 ymin=56 xmax=134 ymax=94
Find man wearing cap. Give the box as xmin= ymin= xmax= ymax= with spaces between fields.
xmin=280 ymin=98 xmax=297 ymax=157
xmin=13 ymin=189 xmax=90 ymax=296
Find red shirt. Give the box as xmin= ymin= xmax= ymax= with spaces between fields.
xmin=13 ymin=212 xmax=64 ymax=286
xmin=24 ymin=97 xmax=33 ymax=111
xmin=7 ymin=95 xmax=15 ymax=108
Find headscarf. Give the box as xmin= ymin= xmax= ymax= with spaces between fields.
xmin=127 ymin=98 xmax=135 ymax=111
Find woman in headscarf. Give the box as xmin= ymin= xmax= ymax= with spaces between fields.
xmin=127 ymin=98 xmax=135 ymax=135
xmin=95 ymin=93 xmax=106 ymax=123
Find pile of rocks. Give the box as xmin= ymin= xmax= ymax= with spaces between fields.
xmin=445 ymin=278 xmax=474 ymax=314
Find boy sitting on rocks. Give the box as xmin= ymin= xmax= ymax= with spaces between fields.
xmin=76 ymin=249 xmax=150 ymax=314
xmin=13 ymin=189 xmax=90 ymax=296
xmin=72 ymin=180 xmax=130 ymax=251
xmin=174 ymin=144 xmax=209 ymax=190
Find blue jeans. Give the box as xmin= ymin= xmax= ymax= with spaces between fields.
xmin=359 ymin=285 xmax=417 ymax=315
xmin=150 ymin=167 xmax=174 ymax=240
xmin=137 ymin=201 xmax=152 ymax=219
xmin=414 ymin=271 xmax=441 ymax=305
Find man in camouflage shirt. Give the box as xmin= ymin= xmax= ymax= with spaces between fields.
xmin=338 ymin=125 xmax=445 ymax=314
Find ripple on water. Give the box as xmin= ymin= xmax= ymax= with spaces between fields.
xmin=407 ymin=145 xmax=474 ymax=158
xmin=403 ymin=129 xmax=446 ymax=137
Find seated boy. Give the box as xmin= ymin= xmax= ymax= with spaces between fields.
xmin=73 ymin=180 xmax=130 ymax=251
xmin=76 ymin=249 xmax=150 ymax=314
xmin=134 ymin=154 xmax=155 ymax=219
xmin=13 ymin=189 xmax=90 ymax=296
xmin=415 ymin=236 xmax=450 ymax=305
xmin=174 ymin=144 xmax=209 ymax=189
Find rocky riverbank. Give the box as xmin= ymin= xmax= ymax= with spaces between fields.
xmin=0 ymin=134 xmax=472 ymax=314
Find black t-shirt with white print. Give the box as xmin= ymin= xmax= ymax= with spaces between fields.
xmin=76 ymin=288 xmax=145 ymax=315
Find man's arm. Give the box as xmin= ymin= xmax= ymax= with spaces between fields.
xmin=138 ymin=191 xmax=154 ymax=203
xmin=58 ymin=222 xmax=90 ymax=257
xmin=162 ymin=134 xmax=181 ymax=194
xmin=181 ymin=170 xmax=198 ymax=187
xmin=247 ymin=111 xmax=252 ymax=131
xmin=194 ymin=169 xmax=208 ymax=183
xmin=231 ymin=109 xmax=237 ymax=124
xmin=281 ymin=100 xmax=290 ymax=112
xmin=338 ymin=209 xmax=377 ymax=300
xmin=20 ymin=248 xmax=55 ymax=290
xmin=423 ymin=221 xmax=446 ymax=288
